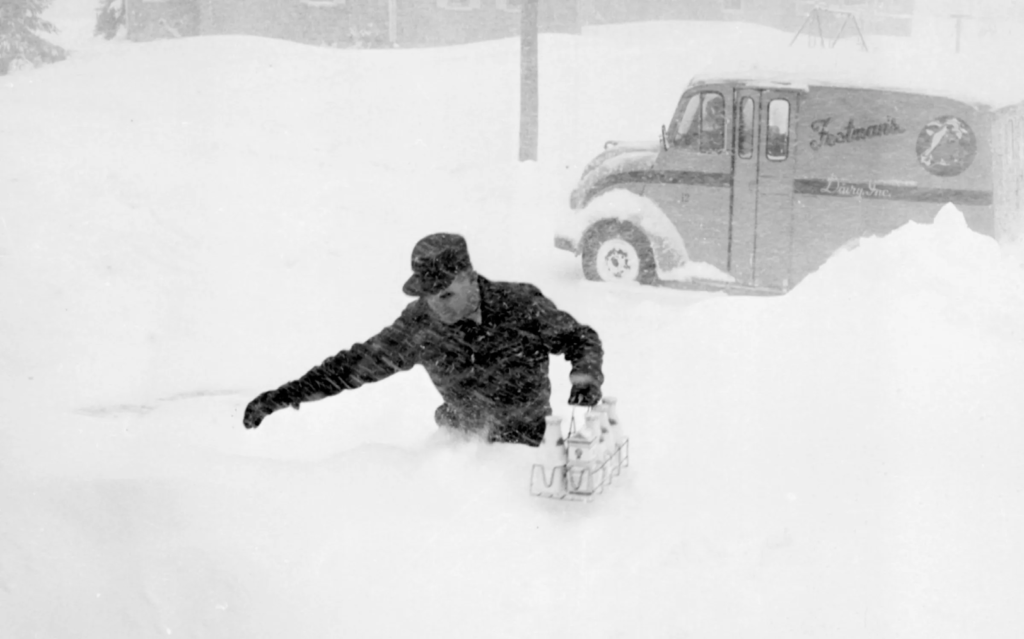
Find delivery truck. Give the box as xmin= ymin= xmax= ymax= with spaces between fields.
xmin=557 ymin=72 xmax=995 ymax=293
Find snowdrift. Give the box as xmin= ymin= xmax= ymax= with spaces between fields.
xmin=3 ymin=13 xmax=1024 ymax=639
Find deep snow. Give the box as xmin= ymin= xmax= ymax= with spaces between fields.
xmin=2 ymin=5 xmax=1024 ymax=639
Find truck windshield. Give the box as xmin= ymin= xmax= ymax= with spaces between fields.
xmin=672 ymin=91 xmax=725 ymax=154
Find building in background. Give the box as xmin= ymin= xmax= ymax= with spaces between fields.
xmin=583 ymin=0 xmax=914 ymax=37
xmin=125 ymin=0 xmax=578 ymax=47
xmin=910 ymin=0 xmax=1024 ymax=53
xmin=124 ymin=0 xmax=917 ymax=47
xmin=392 ymin=0 xmax=579 ymax=46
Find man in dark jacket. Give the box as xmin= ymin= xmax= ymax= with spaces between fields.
xmin=242 ymin=233 xmax=604 ymax=446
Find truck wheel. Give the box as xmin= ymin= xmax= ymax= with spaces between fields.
xmin=582 ymin=223 xmax=657 ymax=285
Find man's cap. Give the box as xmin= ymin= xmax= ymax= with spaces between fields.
xmin=403 ymin=233 xmax=473 ymax=297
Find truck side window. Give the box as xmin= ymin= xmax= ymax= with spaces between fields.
xmin=672 ymin=91 xmax=725 ymax=154
xmin=737 ymin=96 xmax=754 ymax=159
xmin=766 ymin=99 xmax=790 ymax=161
xmin=699 ymin=93 xmax=726 ymax=153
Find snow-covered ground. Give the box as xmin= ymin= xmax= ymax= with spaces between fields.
xmin=2 ymin=4 xmax=1024 ymax=638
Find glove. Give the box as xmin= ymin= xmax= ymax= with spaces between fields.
xmin=568 ymin=381 xmax=602 ymax=407
xmin=434 ymin=404 xmax=459 ymax=429
xmin=243 ymin=389 xmax=298 ymax=429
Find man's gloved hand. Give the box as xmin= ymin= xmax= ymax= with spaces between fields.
xmin=568 ymin=373 xmax=602 ymax=407
xmin=434 ymin=403 xmax=459 ymax=429
xmin=243 ymin=389 xmax=299 ymax=429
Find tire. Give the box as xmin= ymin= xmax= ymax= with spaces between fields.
xmin=581 ymin=223 xmax=657 ymax=285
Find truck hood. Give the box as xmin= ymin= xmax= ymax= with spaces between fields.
xmin=571 ymin=141 xmax=660 ymax=210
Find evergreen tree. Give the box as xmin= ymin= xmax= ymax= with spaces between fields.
xmin=0 ymin=0 xmax=66 ymax=75
xmin=94 ymin=0 xmax=125 ymax=40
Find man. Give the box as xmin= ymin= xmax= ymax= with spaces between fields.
xmin=242 ymin=233 xmax=604 ymax=446
xmin=700 ymin=93 xmax=725 ymax=153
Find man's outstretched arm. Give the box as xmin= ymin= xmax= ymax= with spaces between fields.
xmin=243 ymin=309 xmax=422 ymax=429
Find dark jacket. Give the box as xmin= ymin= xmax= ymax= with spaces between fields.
xmin=275 ymin=276 xmax=603 ymax=445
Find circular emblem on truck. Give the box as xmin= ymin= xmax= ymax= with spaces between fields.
xmin=916 ymin=116 xmax=977 ymax=177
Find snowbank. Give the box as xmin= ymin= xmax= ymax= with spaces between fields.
xmin=3 ymin=13 xmax=1024 ymax=639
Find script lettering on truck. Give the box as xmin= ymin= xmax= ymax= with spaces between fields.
xmin=809 ymin=116 xmax=906 ymax=150
xmin=820 ymin=175 xmax=897 ymax=199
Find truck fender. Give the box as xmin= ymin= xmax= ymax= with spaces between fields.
xmin=573 ymin=189 xmax=689 ymax=273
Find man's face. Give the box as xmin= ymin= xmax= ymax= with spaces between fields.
xmin=425 ymin=270 xmax=480 ymax=325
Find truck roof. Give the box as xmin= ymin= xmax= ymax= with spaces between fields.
xmin=687 ymin=50 xmax=1017 ymax=111
xmin=687 ymin=69 xmax=993 ymax=110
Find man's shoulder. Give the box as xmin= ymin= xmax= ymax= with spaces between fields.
xmin=395 ymin=297 xmax=432 ymax=326
xmin=480 ymin=277 xmax=555 ymax=322
xmin=481 ymin=277 xmax=544 ymax=301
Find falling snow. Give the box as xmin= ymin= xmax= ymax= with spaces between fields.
xmin=2 ymin=3 xmax=1024 ymax=638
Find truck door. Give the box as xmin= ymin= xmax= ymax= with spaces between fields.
xmin=728 ymin=89 xmax=798 ymax=289
xmin=729 ymin=89 xmax=760 ymax=285
xmin=755 ymin=90 xmax=798 ymax=290
xmin=648 ymin=88 xmax=734 ymax=275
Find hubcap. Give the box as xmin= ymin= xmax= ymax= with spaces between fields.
xmin=596 ymin=238 xmax=640 ymax=281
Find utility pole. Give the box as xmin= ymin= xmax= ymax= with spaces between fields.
xmin=387 ymin=0 xmax=398 ymax=46
xmin=519 ymin=0 xmax=539 ymax=161
xmin=951 ymin=13 xmax=967 ymax=54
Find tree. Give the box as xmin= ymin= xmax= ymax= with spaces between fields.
xmin=0 ymin=0 xmax=66 ymax=75
xmin=94 ymin=0 xmax=125 ymax=40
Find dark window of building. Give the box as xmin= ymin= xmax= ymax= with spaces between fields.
xmin=438 ymin=0 xmax=479 ymax=9
xmin=1010 ymin=118 xmax=1018 ymax=164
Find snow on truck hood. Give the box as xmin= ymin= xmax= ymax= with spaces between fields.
xmin=570 ymin=142 xmax=660 ymax=210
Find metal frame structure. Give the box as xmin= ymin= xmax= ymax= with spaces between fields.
xmin=790 ymin=4 xmax=869 ymax=51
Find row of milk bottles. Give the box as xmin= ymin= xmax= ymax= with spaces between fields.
xmin=538 ymin=397 xmax=626 ymax=496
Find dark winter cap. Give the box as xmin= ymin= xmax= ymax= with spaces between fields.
xmin=403 ymin=233 xmax=473 ymax=297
